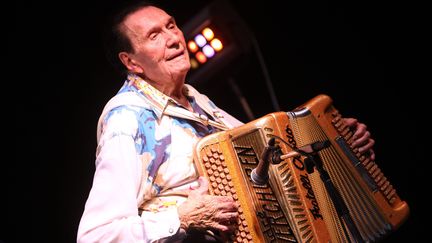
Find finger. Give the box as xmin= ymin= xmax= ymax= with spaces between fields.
xmin=227 ymin=222 xmax=238 ymax=233
xmin=369 ymin=149 xmax=376 ymax=160
xmin=359 ymin=146 xmax=375 ymax=161
xmin=344 ymin=117 xmax=358 ymax=128
xmin=203 ymin=197 xmax=238 ymax=214
xmin=219 ymin=199 xmax=240 ymax=212
xmin=219 ymin=217 xmax=239 ymax=233
xmin=211 ymin=223 xmax=230 ymax=232
xmin=218 ymin=212 xmax=239 ymax=222
xmin=214 ymin=195 xmax=237 ymax=204
xmin=209 ymin=218 xmax=236 ymax=232
xmin=351 ymin=130 xmax=370 ymax=148
xmin=359 ymin=138 xmax=375 ymax=153
xmin=352 ymin=123 xmax=367 ymax=139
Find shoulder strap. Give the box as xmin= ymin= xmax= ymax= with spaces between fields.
xmin=184 ymin=84 xmax=244 ymax=129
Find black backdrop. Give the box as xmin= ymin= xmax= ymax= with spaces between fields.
xmin=9 ymin=0 xmax=428 ymax=242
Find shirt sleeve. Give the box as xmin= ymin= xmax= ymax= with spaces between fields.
xmin=77 ymin=107 xmax=184 ymax=243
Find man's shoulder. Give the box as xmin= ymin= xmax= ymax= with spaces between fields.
xmin=105 ymin=91 xmax=153 ymax=112
xmin=99 ymin=91 xmax=156 ymax=125
xmin=96 ymin=91 xmax=155 ymax=142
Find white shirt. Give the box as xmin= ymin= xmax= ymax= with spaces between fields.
xmin=77 ymin=74 xmax=243 ymax=243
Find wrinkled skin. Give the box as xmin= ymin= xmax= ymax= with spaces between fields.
xmin=178 ymin=177 xmax=238 ymax=233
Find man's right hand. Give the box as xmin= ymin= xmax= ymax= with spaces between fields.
xmin=177 ymin=176 xmax=239 ymax=232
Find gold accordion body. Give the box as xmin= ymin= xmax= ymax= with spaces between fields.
xmin=193 ymin=94 xmax=409 ymax=242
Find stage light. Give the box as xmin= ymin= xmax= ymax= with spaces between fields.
xmin=185 ymin=26 xmax=225 ymax=70
xmin=181 ymin=0 xmax=253 ymax=84
xmin=194 ymin=34 xmax=207 ymax=47
xmin=202 ymin=27 xmax=214 ymax=40
xmin=195 ymin=51 xmax=207 ymax=64
xmin=190 ymin=58 xmax=199 ymax=69
xmin=202 ymin=44 xmax=215 ymax=58
xmin=181 ymin=0 xmax=281 ymax=116
xmin=187 ymin=40 xmax=198 ymax=53
xmin=210 ymin=38 xmax=223 ymax=51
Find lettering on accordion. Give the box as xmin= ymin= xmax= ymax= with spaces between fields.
xmin=194 ymin=94 xmax=409 ymax=243
xmin=194 ymin=129 xmax=297 ymax=242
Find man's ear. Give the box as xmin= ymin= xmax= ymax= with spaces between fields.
xmin=118 ymin=52 xmax=144 ymax=73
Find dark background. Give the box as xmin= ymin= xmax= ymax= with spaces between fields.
xmin=9 ymin=0 xmax=428 ymax=242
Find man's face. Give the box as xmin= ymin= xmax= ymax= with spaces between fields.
xmin=122 ymin=6 xmax=190 ymax=83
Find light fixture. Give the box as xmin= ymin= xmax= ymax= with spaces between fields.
xmin=181 ymin=0 xmax=253 ymax=84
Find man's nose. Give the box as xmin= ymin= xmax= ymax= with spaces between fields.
xmin=165 ymin=30 xmax=181 ymax=47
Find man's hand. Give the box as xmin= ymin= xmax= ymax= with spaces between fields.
xmin=178 ymin=176 xmax=238 ymax=232
xmin=344 ymin=118 xmax=376 ymax=160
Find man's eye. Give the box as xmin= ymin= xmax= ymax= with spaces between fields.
xmin=149 ymin=33 xmax=158 ymax=40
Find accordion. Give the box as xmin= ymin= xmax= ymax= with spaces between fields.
xmin=193 ymin=94 xmax=409 ymax=242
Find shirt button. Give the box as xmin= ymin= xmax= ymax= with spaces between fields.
xmin=169 ymin=228 xmax=174 ymax=233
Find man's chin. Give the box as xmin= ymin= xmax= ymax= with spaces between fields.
xmin=171 ymin=63 xmax=191 ymax=74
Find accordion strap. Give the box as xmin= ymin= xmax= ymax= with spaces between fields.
xmin=163 ymin=102 xmax=230 ymax=131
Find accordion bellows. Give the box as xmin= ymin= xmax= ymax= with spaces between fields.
xmin=193 ymin=94 xmax=409 ymax=242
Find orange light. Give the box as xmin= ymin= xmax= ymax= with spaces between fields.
xmin=195 ymin=51 xmax=207 ymax=64
xmin=210 ymin=38 xmax=223 ymax=51
xmin=190 ymin=58 xmax=199 ymax=69
xmin=187 ymin=40 xmax=199 ymax=53
xmin=202 ymin=27 xmax=214 ymax=40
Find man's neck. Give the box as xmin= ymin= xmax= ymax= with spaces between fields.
xmin=147 ymin=78 xmax=192 ymax=112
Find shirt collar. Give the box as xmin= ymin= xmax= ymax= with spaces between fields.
xmin=127 ymin=73 xmax=191 ymax=120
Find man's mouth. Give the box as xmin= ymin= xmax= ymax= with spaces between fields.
xmin=167 ymin=51 xmax=184 ymax=61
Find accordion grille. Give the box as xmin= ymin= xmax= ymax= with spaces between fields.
xmin=288 ymin=111 xmax=391 ymax=242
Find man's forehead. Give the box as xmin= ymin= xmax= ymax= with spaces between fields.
xmin=124 ymin=6 xmax=172 ymax=32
